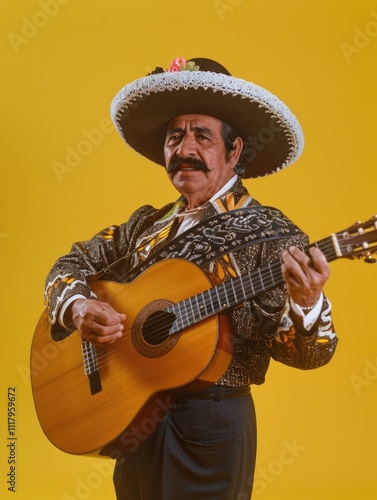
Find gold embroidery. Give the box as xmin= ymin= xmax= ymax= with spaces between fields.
xmin=136 ymin=198 xmax=186 ymax=262
xmin=138 ymin=225 xmax=173 ymax=261
xmin=211 ymin=193 xmax=252 ymax=279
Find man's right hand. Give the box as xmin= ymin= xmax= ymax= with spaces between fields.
xmin=66 ymin=298 xmax=126 ymax=345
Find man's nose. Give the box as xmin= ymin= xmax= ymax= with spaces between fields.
xmin=177 ymin=135 xmax=196 ymax=158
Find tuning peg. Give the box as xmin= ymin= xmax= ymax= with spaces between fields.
xmin=364 ymin=254 xmax=377 ymax=264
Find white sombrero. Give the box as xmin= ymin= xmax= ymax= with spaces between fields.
xmin=110 ymin=57 xmax=304 ymax=178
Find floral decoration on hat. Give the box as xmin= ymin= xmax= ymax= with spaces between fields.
xmin=168 ymin=57 xmax=200 ymax=72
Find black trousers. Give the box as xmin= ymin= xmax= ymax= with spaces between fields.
xmin=113 ymin=390 xmax=257 ymax=500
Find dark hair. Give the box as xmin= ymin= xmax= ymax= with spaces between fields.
xmin=221 ymin=122 xmax=248 ymax=177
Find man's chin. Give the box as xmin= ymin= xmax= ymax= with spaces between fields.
xmin=171 ymin=171 xmax=207 ymax=188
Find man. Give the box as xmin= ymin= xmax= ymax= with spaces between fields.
xmin=44 ymin=57 xmax=337 ymax=499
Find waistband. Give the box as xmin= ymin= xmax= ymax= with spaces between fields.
xmin=187 ymin=385 xmax=251 ymax=400
xmin=170 ymin=385 xmax=251 ymax=410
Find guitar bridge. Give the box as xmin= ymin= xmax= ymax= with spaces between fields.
xmin=81 ymin=339 xmax=102 ymax=395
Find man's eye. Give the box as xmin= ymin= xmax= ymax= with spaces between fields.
xmin=167 ymin=135 xmax=181 ymax=144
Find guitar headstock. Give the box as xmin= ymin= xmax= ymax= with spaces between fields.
xmin=332 ymin=215 xmax=377 ymax=262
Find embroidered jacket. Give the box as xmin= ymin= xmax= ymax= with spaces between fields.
xmin=44 ymin=179 xmax=337 ymax=386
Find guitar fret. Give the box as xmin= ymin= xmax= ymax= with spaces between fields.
xmin=244 ymin=272 xmax=255 ymax=297
xmin=239 ymin=275 xmax=249 ymax=299
xmin=171 ymin=306 xmax=184 ymax=332
xmin=195 ymin=291 xmax=208 ymax=319
xmin=194 ymin=294 xmax=201 ymax=320
xmin=229 ymin=279 xmax=239 ymax=304
xmin=181 ymin=299 xmax=190 ymax=328
xmin=260 ymin=265 xmax=275 ymax=291
xmin=257 ymin=267 xmax=264 ymax=294
xmin=208 ymin=289 xmax=219 ymax=315
xmin=215 ymin=286 xmax=225 ymax=309
xmin=187 ymin=296 xmax=196 ymax=326
xmin=221 ymin=284 xmax=231 ymax=308
xmin=182 ymin=299 xmax=190 ymax=327
xmin=242 ymin=270 xmax=258 ymax=298
xmin=268 ymin=263 xmax=275 ymax=284
xmin=197 ymin=292 xmax=206 ymax=318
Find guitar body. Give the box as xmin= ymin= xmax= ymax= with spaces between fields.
xmin=31 ymin=259 xmax=232 ymax=456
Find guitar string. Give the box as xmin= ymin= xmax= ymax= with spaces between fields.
xmin=143 ymin=230 xmax=373 ymax=345
xmin=88 ymin=257 xmax=285 ymax=369
xmin=84 ymin=230 xmax=377 ymax=371
xmin=89 ymin=233 xmax=375 ymax=370
xmin=89 ymin=238 xmax=339 ymax=369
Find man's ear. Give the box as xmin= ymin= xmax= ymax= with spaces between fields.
xmin=228 ymin=137 xmax=243 ymax=167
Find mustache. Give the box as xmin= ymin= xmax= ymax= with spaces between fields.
xmin=167 ymin=156 xmax=209 ymax=174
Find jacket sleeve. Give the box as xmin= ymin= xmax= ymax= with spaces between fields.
xmin=270 ymin=294 xmax=337 ymax=369
xmin=44 ymin=205 xmax=155 ymax=335
xmin=250 ymin=233 xmax=338 ymax=371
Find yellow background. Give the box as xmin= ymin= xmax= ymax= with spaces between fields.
xmin=1 ymin=0 xmax=376 ymax=498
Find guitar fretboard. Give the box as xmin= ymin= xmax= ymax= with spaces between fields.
xmin=168 ymin=236 xmax=337 ymax=334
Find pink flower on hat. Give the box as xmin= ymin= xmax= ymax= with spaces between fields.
xmin=167 ymin=58 xmax=200 ymax=72
xmin=168 ymin=57 xmax=186 ymax=72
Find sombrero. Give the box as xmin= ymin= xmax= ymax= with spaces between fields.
xmin=110 ymin=57 xmax=304 ymax=178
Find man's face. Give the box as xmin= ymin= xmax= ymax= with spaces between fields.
xmin=164 ymin=114 xmax=242 ymax=207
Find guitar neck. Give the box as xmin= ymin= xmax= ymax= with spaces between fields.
xmin=168 ymin=235 xmax=337 ymax=334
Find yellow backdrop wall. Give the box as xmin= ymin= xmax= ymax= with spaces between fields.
xmin=1 ymin=0 xmax=376 ymax=499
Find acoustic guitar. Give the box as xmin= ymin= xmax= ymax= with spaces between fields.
xmin=31 ymin=217 xmax=377 ymax=456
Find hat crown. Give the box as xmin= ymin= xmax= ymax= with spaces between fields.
xmin=186 ymin=58 xmax=231 ymax=75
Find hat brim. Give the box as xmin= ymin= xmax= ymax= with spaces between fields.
xmin=110 ymin=71 xmax=304 ymax=178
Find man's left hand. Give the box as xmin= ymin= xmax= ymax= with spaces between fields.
xmin=281 ymin=246 xmax=330 ymax=308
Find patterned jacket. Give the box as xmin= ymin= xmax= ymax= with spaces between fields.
xmin=44 ymin=179 xmax=337 ymax=386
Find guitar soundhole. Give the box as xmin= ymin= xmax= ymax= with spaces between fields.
xmin=132 ymin=300 xmax=181 ymax=358
xmin=142 ymin=311 xmax=176 ymax=346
